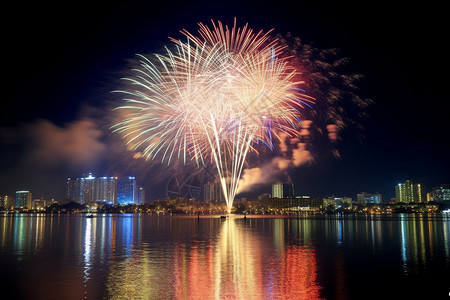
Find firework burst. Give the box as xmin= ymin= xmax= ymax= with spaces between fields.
xmin=113 ymin=19 xmax=314 ymax=212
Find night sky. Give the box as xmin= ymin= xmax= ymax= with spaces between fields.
xmin=1 ymin=1 xmax=449 ymax=202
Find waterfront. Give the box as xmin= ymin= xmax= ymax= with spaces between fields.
xmin=0 ymin=213 xmax=449 ymax=299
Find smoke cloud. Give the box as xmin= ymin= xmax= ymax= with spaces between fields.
xmin=237 ymin=157 xmax=290 ymax=194
xmin=292 ymin=142 xmax=312 ymax=166
xmin=236 ymin=130 xmax=313 ymax=194
xmin=25 ymin=118 xmax=105 ymax=168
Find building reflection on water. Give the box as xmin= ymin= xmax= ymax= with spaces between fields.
xmin=398 ymin=214 xmax=450 ymax=274
xmin=0 ymin=214 xmax=449 ymax=299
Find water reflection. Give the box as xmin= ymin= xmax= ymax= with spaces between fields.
xmin=397 ymin=214 xmax=450 ymax=274
xmin=83 ymin=218 xmax=91 ymax=288
xmin=102 ymin=216 xmax=321 ymax=299
xmin=0 ymin=214 xmax=449 ymax=299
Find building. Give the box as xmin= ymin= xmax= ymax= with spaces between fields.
xmin=429 ymin=185 xmax=450 ymax=203
xmin=67 ymin=174 xmax=96 ymax=204
xmin=117 ymin=177 xmax=137 ymax=205
xmin=15 ymin=191 xmax=32 ymax=209
xmin=94 ymin=176 xmax=117 ymax=203
xmin=395 ymin=180 xmax=413 ymax=203
xmin=137 ymin=187 xmax=145 ymax=204
xmin=258 ymin=193 xmax=271 ymax=200
xmin=0 ymin=195 xmax=13 ymax=209
xmin=414 ymin=183 xmax=426 ymax=203
xmin=260 ymin=196 xmax=322 ymax=210
xmin=395 ymin=180 xmax=426 ymax=203
xmin=357 ymin=192 xmax=383 ymax=204
xmin=272 ymin=182 xmax=294 ymax=198
xmin=32 ymin=198 xmax=47 ymax=210
xmin=323 ymin=196 xmax=352 ymax=209
xmin=67 ymin=174 xmax=138 ymax=205
xmin=204 ymin=176 xmax=225 ymax=204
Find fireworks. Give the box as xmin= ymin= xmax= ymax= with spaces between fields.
xmin=113 ymin=19 xmax=313 ymax=212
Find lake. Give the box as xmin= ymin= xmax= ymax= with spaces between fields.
xmin=0 ymin=213 xmax=449 ymax=299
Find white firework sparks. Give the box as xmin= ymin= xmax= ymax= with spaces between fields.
xmin=113 ymin=19 xmax=314 ymax=213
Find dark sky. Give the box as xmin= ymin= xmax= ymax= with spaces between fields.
xmin=1 ymin=1 xmax=449 ymax=202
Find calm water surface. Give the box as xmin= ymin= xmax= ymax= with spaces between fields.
xmin=0 ymin=213 xmax=449 ymax=299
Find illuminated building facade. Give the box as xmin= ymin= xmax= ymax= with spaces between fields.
xmin=414 ymin=183 xmax=426 ymax=203
xmin=395 ymin=180 xmax=426 ymax=203
xmin=357 ymin=192 xmax=382 ymax=204
xmin=0 ymin=195 xmax=13 ymax=209
xmin=323 ymin=196 xmax=352 ymax=209
xmin=95 ymin=177 xmax=117 ymax=203
xmin=272 ymin=182 xmax=295 ymax=198
xmin=429 ymin=185 xmax=450 ymax=203
xmin=137 ymin=187 xmax=145 ymax=204
xmin=260 ymin=196 xmax=322 ymax=210
xmin=67 ymin=174 xmax=138 ymax=205
xmin=117 ymin=177 xmax=136 ymax=205
xmin=32 ymin=198 xmax=47 ymax=210
xmin=15 ymin=191 xmax=32 ymax=209
xmin=203 ymin=176 xmax=225 ymax=204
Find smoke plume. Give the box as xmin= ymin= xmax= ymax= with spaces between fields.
xmin=25 ymin=118 xmax=105 ymax=168
xmin=236 ymin=131 xmax=313 ymax=194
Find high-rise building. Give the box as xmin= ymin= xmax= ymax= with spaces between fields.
xmin=94 ymin=177 xmax=117 ymax=203
xmin=32 ymin=198 xmax=47 ymax=210
xmin=203 ymin=181 xmax=212 ymax=203
xmin=117 ymin=177 xmax=136 ymax=205
xmin=430 ymin=185 xmax=450 ymax=203
xmin=414 ymin=183 xmax=426 ymax=203
xmin=15 ymin=191 xmax=32 ymax=209
xmin=395 ymin=180 xmax=413 ymax=203
xmin=357 ymin=192 xmax=383 ymax=204
xmin=67 ymin=174 xmax=98 ymax=204
xmin=272 ymin=182 xmax=282 ymax=198
xmin=67 ymin=174 xmax=138 ymax=205
xmin=203 ymin=176 xmax=225 ymax=204
xmin=323 ymin=196 xmax=352 ymax=209
xmin=0 ymin=195 xmax=13 ymax=209
xmin=395 ymin=180 xmax=426 ymax=203
xmin=137 ymin=187 xmax=145 ymax=204
xmin=272 ymin=182 xmax=294 ymax=198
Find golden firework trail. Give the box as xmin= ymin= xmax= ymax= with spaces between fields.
xmin=113 ymin=19 xmax=314 ymax=213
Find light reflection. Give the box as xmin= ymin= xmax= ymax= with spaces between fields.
xmin=397 ymin=214 xmax=450 ymax=274
xmin=102 ymin=216 xmax=321 ymax=299
xmin=106 ymin=252 xmax=163 ymax=299
xmin=83 ymin=218 xmax=95 ymax=299
xmin=338 ymin=217 xmax=343 ymax=245
xmin=443 ymin=219 xmax=449 ymax=261
xmin=120 ymin=214 xmax=133 ymax=256
xmin=213 ymin=218 xmax=263 ymax=299
xmin=0 ymin=214 xmax=449 ymax=299
xmin=400 ymin=214 xmax=408 ymax=273
xmin=13 ymin=215 xmax=27 ymax=259
xmin=83 ymin=217 xmax=92 ymax=286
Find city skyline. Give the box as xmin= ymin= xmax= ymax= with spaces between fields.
xmin=1 ymin=2 xmax=449 ymax=204
xmin=2 ymin=174 xmax=449 ymax=208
